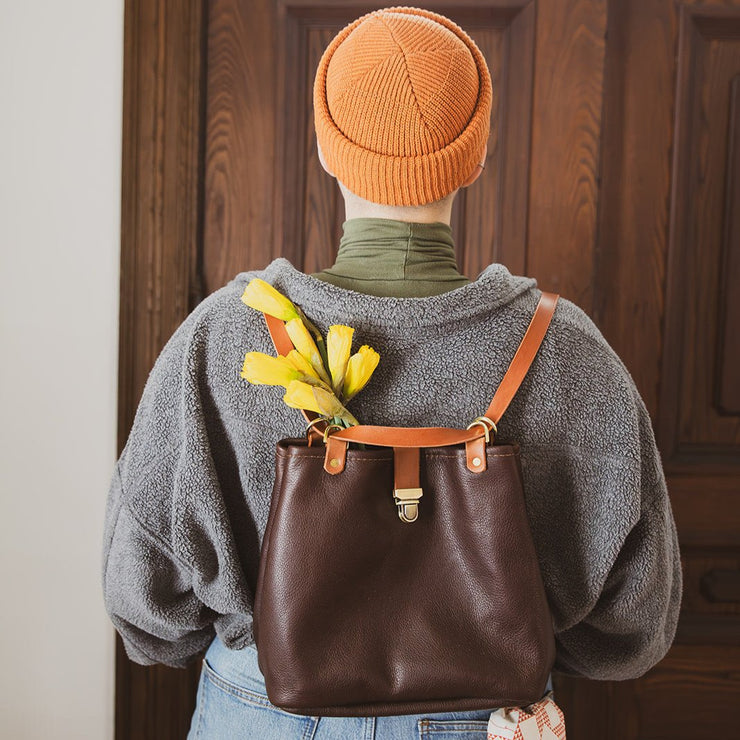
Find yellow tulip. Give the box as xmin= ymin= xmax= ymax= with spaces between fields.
xmin=284 ymin=318 xmax=332 ymax=386
xmin=343 ymin=345 xmax=380 ymax=401
xmin=241 ymin=278 xmax=299 ymax=321
xmin=240 ymin=352 xmax=301 ymax=387
xmin=283 ymin=350 xmax=331 ymax=389
xmin=326 ymin=325 xmax=354 ymax=397
xmin=283 ymin=380 xmax=359 ymax=425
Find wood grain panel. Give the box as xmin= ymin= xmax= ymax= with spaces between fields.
xmin=717 ymin=76 xmax=740 ymax=414
xmin=682 ymin=552 xmax=740 ymax=614
xmin=636 ymin=645 xmax=740 ymax=734
xmin=594 ymin=0 xmax=675 ymax=410
xmin=670 ymin=476 xmax=740 ymax=547
xmin=303 ymin=24 xmax=345 ymax=275
xmin=118 ymin=0 xmax=207 ymax=736
xmin=565 ymin=1 xmax=740 ymax=734
xmin=203 ymin=0 xmax=278 ymax=291
xmin=660 ymin=4 xmax=740 ymax=472
xmin=549 ymin=675 xmax=611 ymax=739
xmin=558 ymin=643 xmax=740 ymax=738
xmin=527 ymin=0 xmax=606 ymax=309
xmin=453 ymin=3 xmax=535 ymax=278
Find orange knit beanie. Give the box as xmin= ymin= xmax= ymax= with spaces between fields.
xmin=313 ymin=6 xmax=492 ymax=206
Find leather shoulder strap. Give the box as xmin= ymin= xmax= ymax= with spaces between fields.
xmin=264 ymin=312 xmax=295 ymax=357
xmin=482 ymin=290 xmax=559 ymax=426
xmin=264 ymin=312 xmax=318 ymax=428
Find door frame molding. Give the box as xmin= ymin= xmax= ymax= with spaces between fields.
xmin=116 ymin=0 xmax=207 ymax=736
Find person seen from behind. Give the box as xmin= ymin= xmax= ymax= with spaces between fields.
xmin=102 ymin=6 xmax=683 ymax=739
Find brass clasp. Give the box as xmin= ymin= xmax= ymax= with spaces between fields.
xmin=393 ymin=487 xmax=423 ymax=523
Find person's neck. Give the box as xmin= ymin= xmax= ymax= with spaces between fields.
xmin=339 ymin=181 xmax=455 ymax=224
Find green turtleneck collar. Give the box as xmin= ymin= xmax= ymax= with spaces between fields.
xmin=310 ymin=217 xmax=470 ymax=298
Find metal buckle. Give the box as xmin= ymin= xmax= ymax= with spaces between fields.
xmin=393 ymin=487 xmax=423 ymax=523
xmin=466 ymin=416 xmax=498 ymax=443
xmin=322 ymin=423 xmax=344 ymax=444
xmin=305 ymin=417 xmax=326 ymax=445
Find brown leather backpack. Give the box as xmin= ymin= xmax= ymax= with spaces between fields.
xmin=253 ymin=290 xmax=560 ymax=717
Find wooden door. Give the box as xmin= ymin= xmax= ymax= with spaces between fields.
xmin=116 ymin=0 xmax=740 ymax=737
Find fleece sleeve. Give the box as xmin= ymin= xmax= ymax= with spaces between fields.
xmin=101 ymin=300 xmax=252 ymax=668
xmin=102 ymin=461 xmax=217 ymax=668
xmin=544 ymin=379 xmax=683 ymax=681
xmin=101 ymin=308 xmax=217 ymax=668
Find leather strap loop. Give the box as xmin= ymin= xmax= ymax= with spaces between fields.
xmin=465 ymin=436 xmax=487 ymax=473
xmin=323 ymin=425 xmax=485 ymax=447
xmin=394 ymin=446 xmax=420 ymax=489
xmin=323 ymin=434 xmax=347 ymax=474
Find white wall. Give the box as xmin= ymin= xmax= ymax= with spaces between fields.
xmin=0 ymin=1 xmax=123 ymax=738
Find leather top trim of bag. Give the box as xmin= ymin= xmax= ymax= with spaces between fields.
xmin=253 ymin=290 xmax=560 ymax=717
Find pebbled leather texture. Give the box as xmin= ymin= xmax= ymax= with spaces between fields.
xmin=254 ymin=439 xmax=556 ymax=716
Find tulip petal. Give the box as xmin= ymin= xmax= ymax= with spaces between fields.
xmin=240 ymin=351 xmax=301 ymax=387
xmin=327 ymin=324 xmax=354 ymax=398
xmin=283 ymin=380 xmax=323 ymax=414
xmin=343 ymin=345 xmax=380 ymax=401
xmin=283 ymin=380 xmax=360 ymax=426
xmin=284 ymin=318 xmax=332 ymax=386
xmin=241 ymin=278 xmax=299 ymax=321
xmin=284 ymin=349 xmax=319 ymax=379
xmin=282 ymin=351 xmax=331 ymax=391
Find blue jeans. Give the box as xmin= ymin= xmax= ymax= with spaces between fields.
xmin=187 ymin=635 xmax=554 ymax=739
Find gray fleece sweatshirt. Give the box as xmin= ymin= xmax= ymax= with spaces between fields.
xmin=102 ymin=256 xmax=683 ymax=681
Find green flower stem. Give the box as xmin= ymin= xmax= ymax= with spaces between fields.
xmin=297 ymin=308 xmax=330 ymax=374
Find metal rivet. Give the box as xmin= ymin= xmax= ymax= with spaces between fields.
xmin=472 ymin=457 xmax=482 ymax=467
xmin=329 ymin=458 xmax=339 ymax=467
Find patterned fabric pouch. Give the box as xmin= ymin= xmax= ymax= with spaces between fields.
xmin=487 ymin=690 xmax=566 ymax=739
